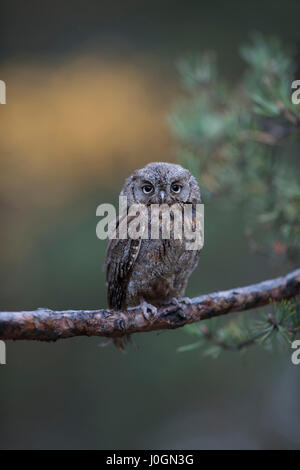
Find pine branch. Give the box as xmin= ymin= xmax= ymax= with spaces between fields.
xmin=198 ymin=324 xmax=269 ymax=352
xmin=196 ymin=312 xmax=300 ymax=354
xmin=0 ymin=269 xmax=299 ymax=342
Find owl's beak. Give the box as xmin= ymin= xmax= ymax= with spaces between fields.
xmin=159 ymin=190 xmax=166 ymax=203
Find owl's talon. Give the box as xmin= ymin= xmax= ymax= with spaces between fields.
xmin=163 ymin=298 xmax=187 ymax=319
xmin=141 ymin=307 xmax=150 ymax=321
xmin=140 ymin=300 xmax=158 ymax=321
xmin=127 ymin=300 xmax=158 ymax=320
xmin=166 ymin=297 xmax=191 ymax=307
xmin=178 ymin=297 xmax=192 ymax=305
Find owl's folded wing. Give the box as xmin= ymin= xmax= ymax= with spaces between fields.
xmin=105 ymin=215 xmax=142 ymax=310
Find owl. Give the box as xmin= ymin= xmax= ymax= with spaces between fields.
xmin=105 ymin=162 xmax=202 ymax=319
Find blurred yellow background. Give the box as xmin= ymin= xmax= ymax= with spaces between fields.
xmin=1 ymin=55 xmax=174 ymax=208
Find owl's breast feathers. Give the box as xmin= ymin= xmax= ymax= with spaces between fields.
xmin=106 ymin=230 xmax=200 ymax=310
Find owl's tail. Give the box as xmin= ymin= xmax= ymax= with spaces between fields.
xmin=99 ymin=334 xmax=135 ymax=353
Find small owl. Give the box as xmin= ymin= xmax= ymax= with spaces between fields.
xmin=105 ymin=162 xmax=202 ymax=319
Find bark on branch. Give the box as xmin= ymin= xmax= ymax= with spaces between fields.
xmin=0 ymin=269 xmax=299 ymax=342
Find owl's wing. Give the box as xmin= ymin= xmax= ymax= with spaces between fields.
xmin=105 ymin=215 xmax=142 ymax=310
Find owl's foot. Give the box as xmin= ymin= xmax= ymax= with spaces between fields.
xmin=167 ymin=297 xmax=191 ymax=307
xmin=141 ymin=300 xmax=158 ymax=321
xmin=178 ymin=297 xmax=192 ymax=305
xmin=129 ymin=299 xmax=158 ymax=321
xmin=166 ymin=297 xmax=180 ymax=308
xmin=163 ymin=297 xmax=187 ymax=319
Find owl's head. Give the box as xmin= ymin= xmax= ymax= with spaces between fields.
xmin=121 ymin=162 xmax=201 ymax=206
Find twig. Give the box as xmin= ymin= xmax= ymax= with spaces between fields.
xmin=0 ymin=269 xmax=299 ymax=342
xmin=198 ymin=324 xmax=270 ymax=351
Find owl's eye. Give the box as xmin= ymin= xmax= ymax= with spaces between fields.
xmin=142 ymin=184 xmax=154 ymax=194
xmin=171 ymin=183 xmax=182 ymax=193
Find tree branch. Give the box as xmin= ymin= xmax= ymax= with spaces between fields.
xmin=0 ymin=269 xmax=299 ymax=342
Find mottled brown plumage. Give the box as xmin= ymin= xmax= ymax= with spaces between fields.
xmin=105 ymin=162 xmax=202 ymax=320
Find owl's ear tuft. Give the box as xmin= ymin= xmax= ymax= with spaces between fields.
xmin=130 ymin=170 xmax=139 ymax=181
xmin=120 ymin=170 xmax=139 ymax=198
xmin=189 ymin=174 xmax=202 ymax=203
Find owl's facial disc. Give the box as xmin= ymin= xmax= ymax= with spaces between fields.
xmin=122 ymin=162 xmax=200 ymax=206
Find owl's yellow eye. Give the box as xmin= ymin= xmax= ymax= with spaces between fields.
xmin=171 ymin=183 xmax=181 ymax=193
xmin=142 ymin=184 xmax=154 ymax=194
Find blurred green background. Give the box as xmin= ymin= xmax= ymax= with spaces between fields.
xmin=0 ymin=0 xmax=300 ymax=450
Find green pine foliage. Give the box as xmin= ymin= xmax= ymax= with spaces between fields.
xmin=170 ymin=35 xmax=300 ymax=355
xmin=178 ymin=299 xmax=300 ymax=357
